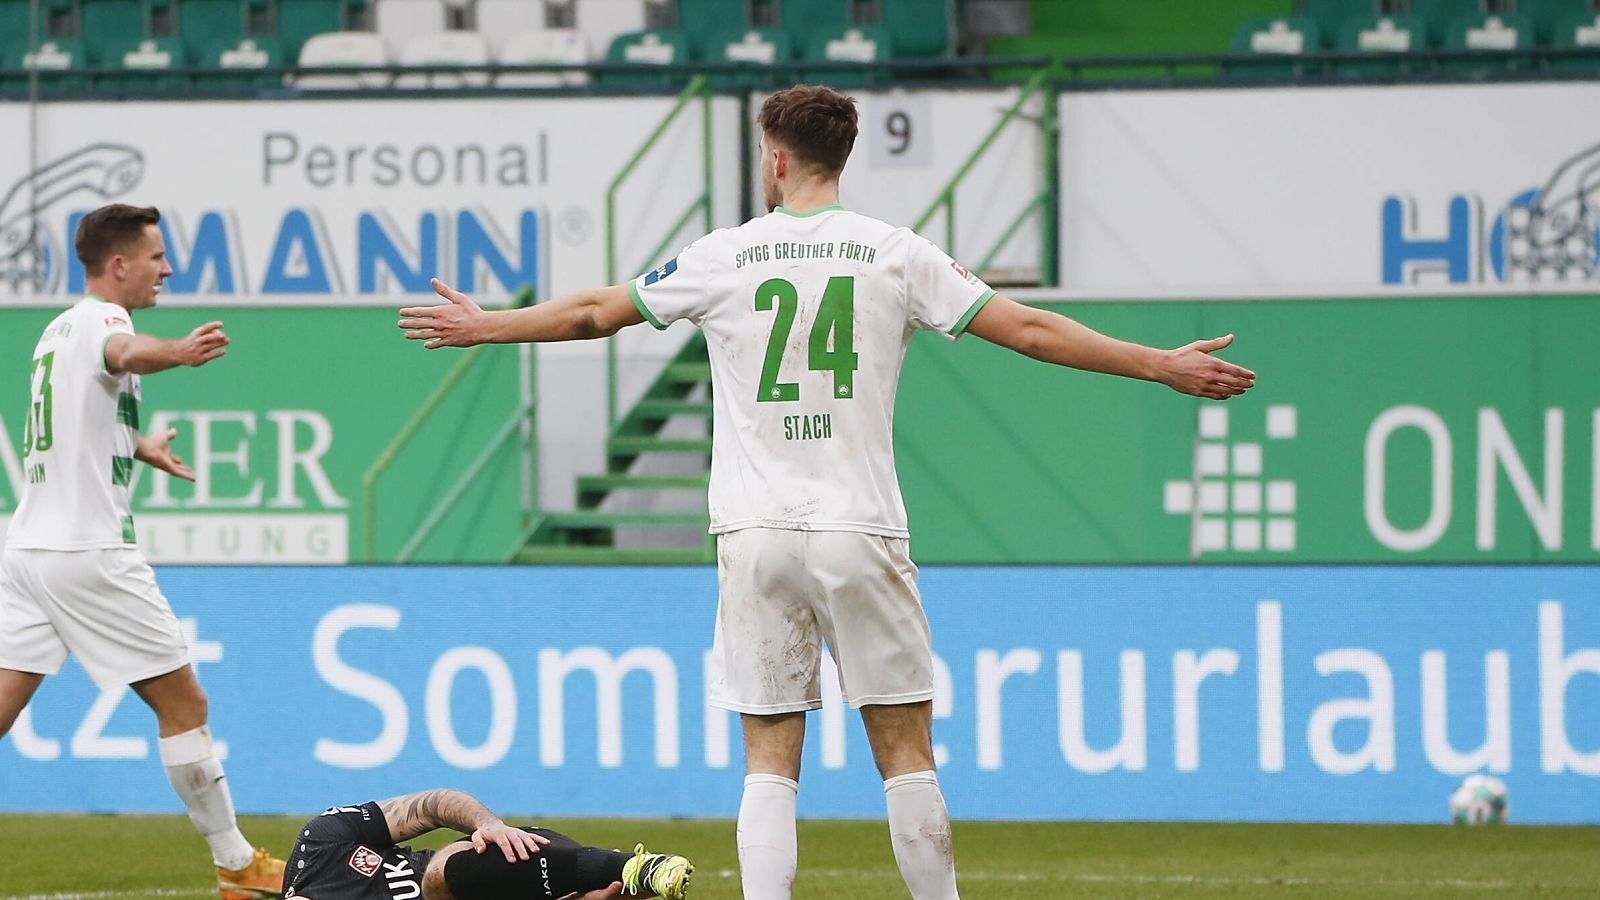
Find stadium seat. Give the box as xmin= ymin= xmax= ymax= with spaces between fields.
xmin=175 ymin=0 xmax=246 ymax=58
xmin=474 ymin=0 xmax=544 ymax=54
xmin=575 ymin=0 xmax=648 ymax=68
xmin=276 ymin=0 xmax=349 ymax=62
xmin=779 ymin=0 xmax=848 ymax=49
xmin=0 ymin=37 xmax=88 ymax=95
xmin=1517 ymin=0 xmax=1590 ymax=43
xmin=882 ymin=0 xmax=950 ymax=57
xmin=678 ymin=0 xmax=748 ymax=56
xmin=375 ymin=0 xmax=446 ymax=53
xmin=295 ymin=29 xmax=389 ymax=87
xmin=1550 ymin=10 xmax=1600 ymax=74
xmin=393 ymin=29 xmax=488 ymax=87
xmin=101 ymin=35 xmax=186 ymax=90
xmin=1334 ymin=14 xmax=1425 ymax=79
xmin=704 ymin=27 xmax=792 ymax=86
xmin=81 ymin=0 xmax=152 ymax=64
xmin=496 ymin=28 xmax=588 ymax=87
xmin=803 ymin=24 xmax=891 ymax=85
xmin=199 ymin=33 xmax=283 ymax=87
xmin=602 ymin=28 xmax=688 ymax=86
xmin=0 ymin=0 xmax=42 ymax=48
xmin=1227 ymin=16 xmax=1323 ymax=81
xmin=1411 ymin=0 xmax=1481 ymax=44
xmin=1440 ymin=13 xmax=1535 ymax=77
xmin=1305 ymin=0 xmax=1375 ymax=44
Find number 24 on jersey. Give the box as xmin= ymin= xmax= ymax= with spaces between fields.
xmin=754 ymin=276 xmax=858 ymax=403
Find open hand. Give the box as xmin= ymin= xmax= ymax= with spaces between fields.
xmin=471 ymin=821 xmax=551 ymax=863
xmin=176 ymin=321 xmax=228 ymax=367
xmin=399 ymin=279 xmax=486 ymax=349
xmin=135 ymin=428 xmax=195 ymax=481
xmin=1159 ymin=334 xmax=1255 ymax=400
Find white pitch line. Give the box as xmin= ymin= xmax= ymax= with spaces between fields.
xmin=710 ymin=868 xmax=1517 ymax=890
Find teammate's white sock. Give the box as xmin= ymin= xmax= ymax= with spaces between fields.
xmin=885 ymin=770 xmax=960 ymax=900
xmin=737 ymin=773 xmax=799 ymax=900
xmin=158 ymin=726 xmax=255 ymax=871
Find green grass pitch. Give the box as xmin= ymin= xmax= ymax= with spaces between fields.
xmin=2 ymin=815 xmax=1597 ymax=899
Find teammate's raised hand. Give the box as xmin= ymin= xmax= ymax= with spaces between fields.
xmin=135 ymin=427 xmax=196 ymax=481
xmin=1158 ymin=334 xmax=1255 ymax=400
xmin=175 ymin=321 xmax=228 ymax=367
xmin=398 ymin=278 xmax=487 ymax=349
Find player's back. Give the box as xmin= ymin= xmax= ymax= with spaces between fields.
xmin=6 ymin=297 xmax=141 ymax=550
xmin=629 ymin=206 xmax=993 ymax=538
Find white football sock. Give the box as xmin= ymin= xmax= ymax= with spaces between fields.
xmin=885 ymin=770 xmax=960 ymax=900
xmin=737 ymin=773 xmax=799 ymax=900
xmin=159 ymin=726 xmax=255 ymax=871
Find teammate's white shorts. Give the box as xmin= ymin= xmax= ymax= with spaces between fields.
xmin=707 ymin=527 xmax=934 ymax=713
xmin=0 ymin=548 xmax=189 ymax=688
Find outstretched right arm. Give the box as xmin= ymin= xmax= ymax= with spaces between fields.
xmin=104 ymin=321 xmax=229 ymax=375
xmin=964 ymin=294 xmax=1255 ymax=400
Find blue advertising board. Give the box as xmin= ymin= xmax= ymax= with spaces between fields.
xmin=2 ymin=566 xmax=1597 ymax=824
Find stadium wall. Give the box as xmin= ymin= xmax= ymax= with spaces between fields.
xmin=1 ymin=565 xmax=1595 ymax=824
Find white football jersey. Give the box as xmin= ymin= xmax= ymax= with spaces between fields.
xmin=6 ymin=297 xmax=142 ymax=550
xmin=631 ymin=205 xmax=994 ymax=538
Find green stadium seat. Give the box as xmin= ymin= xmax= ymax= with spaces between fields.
xmin=1517 ymin=0 xmax=1591 ymax=43
xmin=176 ymin=0 xmax=246 ymax=58
xmin=276 ymin=0 xmax=346 ymax=63
xmin=602 ymin=29 xmax=689 ymax=87
xmin=1548 ymin=10 xmax=1600 ymax=74
xmin=1306 ymin=0 xmax=1375 ymax=44
xmin=199 ymin=33 xmax=282 ymax=87
xmin=780 ymin=0 xmax=849 ymax=51
xmin=1227 ymin=16 xmax=1323 ymax=81
xmin=705 ymin=27 xmax=793 ymax=87
xmin=803 ymin=24 xmax=891 ymax=86
xmin=882 ymin=0 xmax=949 ymax=57
xmin=0 ymin=37 xmax=89 ymax=95
xmin=678 ymin=0 xmax=749 ymax=56
xmin=1334 ymin=14 xmax=1425 ymax=79
xmin=1440 ymin=13 xmax=1535 ymax=77
xmin=101 ymin=34 xmax=186 ymax=90
xmin=82 ymin=0 xmax=153 ymax=64
xmin=0 ymin=0 xmax=43 ymax=48
xmin=1412 ymin=0 xmax=1481 ymax=44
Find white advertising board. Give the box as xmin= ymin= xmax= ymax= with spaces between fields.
xmin=1058 ymin=82 xmax=1600 ymax=293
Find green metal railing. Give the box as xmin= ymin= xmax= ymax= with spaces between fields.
xmin=362 ymin=287 xmax=537 ymax=563
xmin=603 ymin=74 xmax=714 ymax=426
xmin=912 ymin=63 xmax=1062 ymax=284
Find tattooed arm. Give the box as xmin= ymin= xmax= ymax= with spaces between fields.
xmin=376 ymin=790 xmax=550 ymax=862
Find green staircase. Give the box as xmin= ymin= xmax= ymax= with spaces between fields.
xmin=514 ymin=334 xmax=715 ymax=564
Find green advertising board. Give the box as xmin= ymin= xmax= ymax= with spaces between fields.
xmin=896 ymin=294 xmax=1600 ymax=562
xmin=0 ymin=307 xmax=526 ymax=563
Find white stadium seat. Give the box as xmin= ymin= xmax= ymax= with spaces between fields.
xmin=376 ymin=0 xmax=449 ymax=53
xmin=496 ymin=28 xmax=588 ymax=87
xmin=395 ymin=30 xmax=491 ymax=88
xmin=574 ymin=0 xmax=648 ymax=67
xmin=476 ymin=0 xmax=548 ymax=54
xmin=295 ymin=31 xmax=391 ymax=89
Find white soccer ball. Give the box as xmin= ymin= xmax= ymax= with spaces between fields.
xmin=1449 ymin=774 xmax=1509 ymax=825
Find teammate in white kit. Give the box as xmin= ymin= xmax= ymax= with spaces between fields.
xmin=0 ymin=205 xmax=286 ymax=900
xmin=399 ymin=86 xmax=1255 ymax=899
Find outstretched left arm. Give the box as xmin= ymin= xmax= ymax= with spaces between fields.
xmin=376 ymin=790 xmax=550 ymax=862
xmin=398 ymin=279 xmax=645 ymax=349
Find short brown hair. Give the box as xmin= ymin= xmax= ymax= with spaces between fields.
xmin=759 ymin=85 xmax=858 ymax=175
xmin=76 ymin=204 xmax=161 ymax=276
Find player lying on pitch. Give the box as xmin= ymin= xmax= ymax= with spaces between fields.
xmin=281 ymin=789 xmax=693 ymax=900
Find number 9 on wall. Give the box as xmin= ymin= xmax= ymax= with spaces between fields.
xmin=868 ymin=95 xmax=931 ymax=169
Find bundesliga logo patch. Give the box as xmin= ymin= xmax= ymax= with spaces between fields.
xmin=349 ymin=846 xmax=383 ymax=877
xmin=644 ymin=257 xmax=678 ymax=286
xmin=104 ymin=315 xmax=128 ymax=327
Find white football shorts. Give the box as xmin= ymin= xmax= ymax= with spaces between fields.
xmin=0 ymin=548 xmax=190 ymax=688
xmin=707 ymin=527 xmax=934 ymax=713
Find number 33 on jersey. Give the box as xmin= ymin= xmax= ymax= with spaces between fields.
xmin=629 ymin=204 xmax=994 ymax=539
